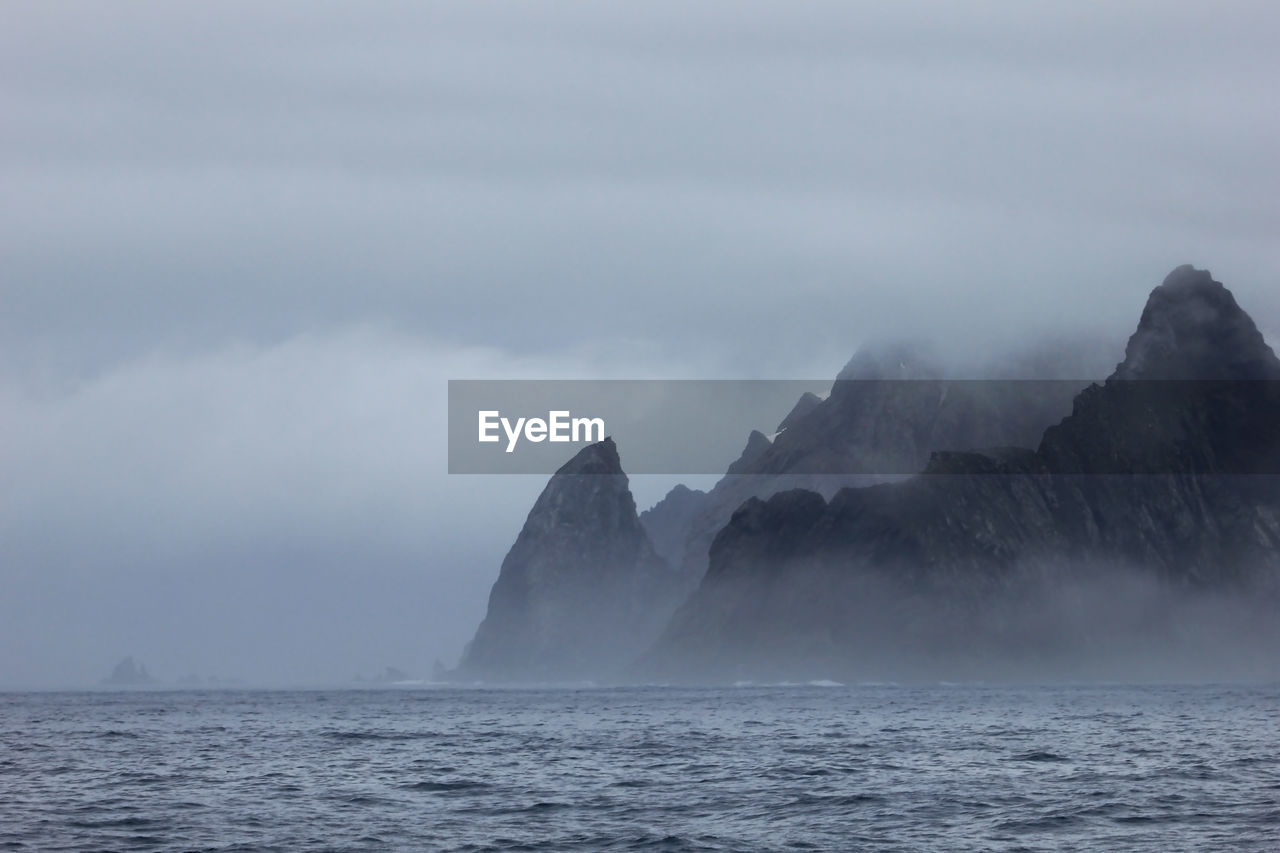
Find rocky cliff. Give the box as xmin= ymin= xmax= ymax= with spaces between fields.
xmin=653 ymin=341 xmax=1097 ymax=588
xmin=455 ymin=438 xmax=682 ymax=681
xmin=638 ymin=483 xmax=709 ymax=566
xmin=641 ymin=267 xmax=1280 ymax=682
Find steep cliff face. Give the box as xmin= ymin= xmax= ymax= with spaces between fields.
xmin=725 ymin=430 xmax=775 ymax=476
xmin=641 ymin=267 xmax=1280 ymax=682
xmin=456 ymin=438 xmax=680 ymax=681
xmin=659 ymin=342 xmax=1094 ymax=587
xmin=1111 ymin=265 xmax=1280 ymax=381
xmin=639 ymin=483 xmax=709 ymax=566
xmin=1039 ymin=265 xmax=1280 ymax=478
xmin=776 ymin=391 xmax=823 ymax=432
xmin=1030 ymin=265 xmax=1280 ymax=580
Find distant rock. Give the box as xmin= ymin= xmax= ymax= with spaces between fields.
xmin=356 ymin=666 xmax=410 ymax=684
xmin=102 ymin=656 xmax=156 ymax=686
xmin=453 ymin=438 xmax=684 ymax=681
xmin=382 ymin=666 xmax=409 ymax=682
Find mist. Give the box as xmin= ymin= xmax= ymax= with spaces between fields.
xmin=643 ymin=556 xmax=1280 ymax=685
xmin=4 ymin=1 xmax=1280 ymax=687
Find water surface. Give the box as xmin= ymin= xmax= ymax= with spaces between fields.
xmin=1 ymin=684 xmax=1277 ymax=851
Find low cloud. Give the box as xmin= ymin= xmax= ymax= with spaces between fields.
xmin=3 ymin=1 xmax=1279 ymax=684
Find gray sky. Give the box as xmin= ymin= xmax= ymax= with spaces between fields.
xmin=3 ymin=1 xmax=1278 ymax=686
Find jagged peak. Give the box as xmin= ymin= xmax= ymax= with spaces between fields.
xmin=1112 ymin=265 xmax=1280 ymax=380
xmin=552 ymin=436 xmax=623 ymax=476
xmin=726 ymin=429 xmax=773 ymax=475
xmin=656 ymin=483 xmax=698 ymax=501
xmin=640 ymin=482 xmax=707 ymax=522
xmin=836 ymin=340 xmax=944 ymax=382
xmin=524 ymin=437 xmax=635 ymax=523
xmin=777 ymin=391 xmax=824 ymax=432
xmin=645 ymin=479 xmax=706 ymax=512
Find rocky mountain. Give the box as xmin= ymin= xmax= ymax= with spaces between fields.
xmin=640 ymin=267 xmax=1280 ymax=682
xmin=776 ymin=391 xmax=823 ymax=432
xmin=638 ymin=483 xmax=709 ymax=566
xmin=648 ymin=340 xmax=1100 ymax=588
xmin=453 ymin=438 xmax=683 ymax=681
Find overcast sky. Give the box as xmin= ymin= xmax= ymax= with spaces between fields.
xmin=3 ymin=1 xmax=1278 ymax=686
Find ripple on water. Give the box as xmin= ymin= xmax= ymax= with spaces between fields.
xmin=1 ymin=685 xmax=1277 ymax=852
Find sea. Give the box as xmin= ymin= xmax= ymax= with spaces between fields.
xmin=1 ymin=684 xmax=1277 ymax=852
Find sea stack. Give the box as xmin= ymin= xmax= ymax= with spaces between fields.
xmin=455 ymin=438 xmax=682 ymax=681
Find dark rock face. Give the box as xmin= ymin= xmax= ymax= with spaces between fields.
xmin=639 ymin=483 xmax=710 ymax=566
xmin=1112 ymin=265 xmax=1280 ymax=381
xmin=659 ymin=342 xmax=1094 ymax=588
xmin=776 ymin=392 xmax=823 ymax=433
xmin=725 ymin=430 xmax=774 ymax=476
xmin=456 ymin=438 xmax=681 ymax=681
xmin=642 ymin=268 xmax=1280 ymax=682
xmin=1039 ymin=266 xmax=1280 ymax=478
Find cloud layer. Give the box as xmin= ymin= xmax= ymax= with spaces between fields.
xmin=3 ymin=1 xmax=1278 ymax=684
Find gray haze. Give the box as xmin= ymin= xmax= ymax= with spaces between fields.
xmin=2 ymin=1 xmax=1279 ymax=686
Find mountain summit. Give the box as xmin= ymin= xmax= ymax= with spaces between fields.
xmin=1114 ymin=265 xmax=1280 ymax=381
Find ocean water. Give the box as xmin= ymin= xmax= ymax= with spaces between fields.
xmin=1 ymin=684 xmax=1277 ymax=852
